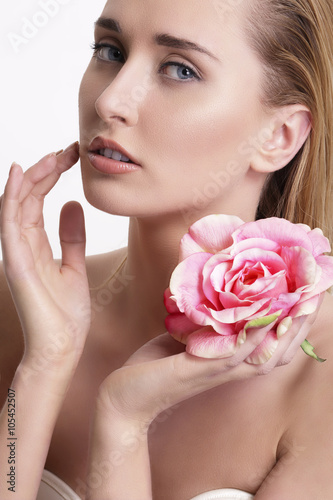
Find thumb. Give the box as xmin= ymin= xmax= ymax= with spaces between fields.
xmin=59 ymin=201 xmax=86 ymax=274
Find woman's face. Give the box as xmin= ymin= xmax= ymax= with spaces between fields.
xmin=79 ymin=0 xmax=271 ymax=221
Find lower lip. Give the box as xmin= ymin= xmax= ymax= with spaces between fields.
xmin=87 ymin=152 xmax=142 ymax=174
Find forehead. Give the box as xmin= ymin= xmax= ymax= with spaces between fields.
xmin=99 ymin=0 xmax=249 ymax=54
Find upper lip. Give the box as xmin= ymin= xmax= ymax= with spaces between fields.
xmin=88 ymin=137 xmax=141 ymax=166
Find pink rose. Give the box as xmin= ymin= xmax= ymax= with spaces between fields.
xmin=164 ymin=215 xmax=333 ymax=364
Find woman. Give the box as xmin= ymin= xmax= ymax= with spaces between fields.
xmin=1 ymin=0 xmax=333 ymax=498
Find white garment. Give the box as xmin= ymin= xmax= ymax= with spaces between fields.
xmin=37 ymin=470 xmax=81 ymax=500
xmin=37 ymin=470 xmax=254 ymax=500
xmin=190 ymin=490 xmax=253 ymax=499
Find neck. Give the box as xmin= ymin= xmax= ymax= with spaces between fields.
xmin=120 ymin=171 xmax=265 ymax=343
xmin=122 ymin=214 xmax=191 ymax=343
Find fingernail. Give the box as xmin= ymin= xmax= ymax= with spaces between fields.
xmin=64 ymin=141 xmax=79 ymax=153
xmin=237 ymin=330 xmax=246 ymax=345
xmin=277 ymin=317 xmax=292 ymax=339
xmin=10 ymin=161 xmax=19 ymax=173
xmin=56 ymin=149 xmax=64 ymax=156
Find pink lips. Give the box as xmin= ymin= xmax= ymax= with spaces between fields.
xmin=87 ymin=136 xmax=142 ymax=175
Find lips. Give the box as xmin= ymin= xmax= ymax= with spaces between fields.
xmin=88 ymin=137 xmax=141 ymax=166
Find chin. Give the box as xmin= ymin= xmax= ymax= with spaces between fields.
xmin=80 ymin=155 xmax=146 ymax=215
xmin=82 ymin=183 xmax=130 ymax=217
xmin=79 ymin=158 xmax=204 ymax=220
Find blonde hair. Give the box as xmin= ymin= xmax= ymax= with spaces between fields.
xmin=246 ymin=0 xmax=333 ymax=253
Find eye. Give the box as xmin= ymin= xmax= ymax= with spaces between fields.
xmin=159 ymin=62 xmax=200 ymax=81
xmin=91 ymin=42 xmax=201 ymax=82
xmin=91 ymin=42 xmax=125 ymax=63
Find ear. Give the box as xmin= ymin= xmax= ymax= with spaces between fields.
xmin=251 ymin=104 xmax=312 ymax=173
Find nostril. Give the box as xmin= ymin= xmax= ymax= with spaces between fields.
xmin=94 ymin=87 xmax=140 ymax=127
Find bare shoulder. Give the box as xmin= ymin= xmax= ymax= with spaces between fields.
xmin=306 ymin=290 xmax=333 ymax=364
xmin=0 ymin=262 xmax=24 ymax=406
xmin=268 ymin=292 xmax=333 ymax=497
xmin=288 ymin=291 xmax=333 ymax=411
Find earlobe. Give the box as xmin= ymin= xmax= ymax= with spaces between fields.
xmin=252 ymin=105 xmax=312 ymax=173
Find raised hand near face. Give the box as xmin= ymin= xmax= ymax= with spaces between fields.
xmin=0 ymin=142 xmax=91 ymax=370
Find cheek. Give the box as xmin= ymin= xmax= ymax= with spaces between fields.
xmin=78 ymin=67 xmax=101 ymax=139
xmin=148 ymin=90 xmax=256 ymax=183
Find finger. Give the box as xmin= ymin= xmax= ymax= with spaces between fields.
xmin=0 ymin=163 xmax=55 ymax=283
xmin=20 ymin=142 xmax=80 ymax=230
xmin=17 ymin=153 xmax=58 ymax=204
xmin=278 ymin=314 xmax=315 ymax=365
xmin=247 ymin=294 xmax=326 ymax=369
xmin=161 ymin=326 xmax=268 ymax=393
xmin=122 ymin=329 xmax=273 ymax=420
xmin=228 ymin=321 xmax=280 ymax=367
xmin=18 ymin=141 xmax=79 ymax=204
xmin=30 ymin=141 xmax=80 ymax=199
xmin=18 ymin=154 xmax=56 ymax=230
xmin=59 ymin=201 xmax=86 ymax=275
xmin=257 ymin=316 xmax=308 ymax=372
xmin=124 ymin=333 xmax=186 ymax=366
xmin=0 ymin=163 xmax=25 ymax=262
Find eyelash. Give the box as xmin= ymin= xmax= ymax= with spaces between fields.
xmin=91 ymin=42 xmax=201 ymax=82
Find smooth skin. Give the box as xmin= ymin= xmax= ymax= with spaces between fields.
xmin=1 ymin=0 xmax=333 ymax=499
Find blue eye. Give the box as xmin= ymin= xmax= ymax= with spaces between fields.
xmin=91 ymin=42 xmax=125 ymax=63
xmin=91 ymin=42 xmax=200 ymax=82
xmin=159 ymin=62 xmax=200 ymax=81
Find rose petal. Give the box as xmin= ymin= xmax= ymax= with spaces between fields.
xmin=280 ymin=246 xmax=318 ymax=290
xmin=218 ymin=290 xmax=254 ymax=309
xmin=179 ymin=233 xmax=208 ymax=262
xmin=313 ymin=255 xmax=333 ymax=291
xmin=205 ymin=297 xmax=271 ymax=325
xmin=180 ymin=214 xmax=244 ymax=258
xmin=296 ymin=255 xmax=333 ymax=302
xmin=229 ymin=271 xmax=288 ymax=301
xmin=231 ymin=237 xmax=281 ymax=256
xmin=186 ymin=327 xmax=238 ymax=359
xmin=227 ymin=248 xmax=288 ymax=279
xmin=268 ymin=292 xmax=301 ymax=317
xmin=165 ymin=312 xmax=200 ymax=339
xmin=170 ymin=253 xmax=212 ymax=317
xmin=237 ymin=302 xmax=273 ymax=324
xmin=307 ymin=227 xmax=332 ymax=257
xmin=202 ymin=253 xmax=233 ymax=309
xmin=163 ymin=288 xmax=180 ymax=314
xmin=233 ymin=218 xmax=314 ymax=253
xmin=289 ymin=294 xmax=321 ymax=318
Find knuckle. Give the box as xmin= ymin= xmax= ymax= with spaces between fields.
xmin=171 ymin=355 xmax=190 ymax=385
xmin=255 ymin=363 xmax=272 ymax=376
xmin=224 ymin=356 xmax=241 ymax=369
xmin=278 ymin=354 xmax=293 ymax=366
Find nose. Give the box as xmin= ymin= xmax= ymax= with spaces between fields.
xmin=95 ymin=60 xmax=151 ymax=128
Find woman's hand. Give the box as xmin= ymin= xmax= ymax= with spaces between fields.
xmin=0 ymin=142 xmax=91 ymax=371
xmin=86 ymin=310 xmax=321 ymax=499
xmin=96 ymin=305 xmax=322 ymax=426
xmin=0 ymin=142 xmax=93 ymax=500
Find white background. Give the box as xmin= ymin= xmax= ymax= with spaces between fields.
xmin=0 ymin=0 xmax=129 ymax=260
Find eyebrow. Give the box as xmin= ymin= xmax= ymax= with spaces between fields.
xmin=94 ymin=17 xmax=220 ymax=62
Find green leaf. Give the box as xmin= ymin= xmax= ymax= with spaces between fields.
xmin=301 ymin=339 xmax=326 ymax=363
xmin=244 ymin=311 xmax=282 ymax=333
